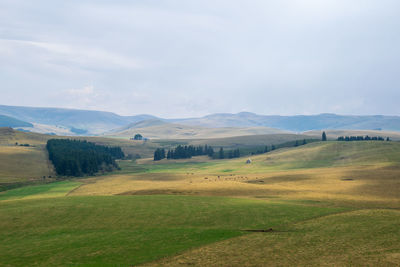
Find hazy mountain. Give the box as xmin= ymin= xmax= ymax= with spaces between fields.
xmin=0 ymin=105 xmax=156 ymax=135
xmin=0 ymin=114 xmax=33 ymax=128
xmin=1 ymin=105 xmax=400 ymax=135
xmin=174 ymin=112 xmax=400 ymax=132
xmin=112 ymin=119 xmax=168 ymax=133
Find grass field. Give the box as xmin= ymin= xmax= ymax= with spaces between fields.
xmin=73 ymin=141 xmax=400 ymax=207
xmin=0 ymin=145 xmax=54 ymax=187
xmin=148 ymin=209 xmax=400 ymax=266
xmin=0 ymin=180 xmax=80 ymax=201
xmin=0 ymin=190 xmax=346 ymax=266
xmin=0 ymin=139 xmax=399 ymax=266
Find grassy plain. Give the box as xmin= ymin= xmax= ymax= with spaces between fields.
xmin=148 ymin=209 xmax=400 ymax=266
xmin=73 ymin=141 xmax=400 ymax=207
xmin=0 ymin=180 xmax=80 ymax=201
xmin=0 ymin=192 xmax=344 ymax=266
xmin=0 ymin=138 xmax=399 ymax=266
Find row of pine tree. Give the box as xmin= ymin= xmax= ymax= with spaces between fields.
xmin=337 ymin=136 xmax=388 ymax=141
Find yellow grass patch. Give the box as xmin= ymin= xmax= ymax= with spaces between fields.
xmin=0 ymin=145 xmax=54 ymax=183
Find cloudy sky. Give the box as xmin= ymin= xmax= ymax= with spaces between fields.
xmin=0 ymin=0 xmax=399 ymax=118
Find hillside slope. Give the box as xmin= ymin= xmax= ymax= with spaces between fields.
xmin=0 ymin=114 xmax=33 ymax=128
xmin=107 ymin=121 xmax=288 ymax=139
xmin=2 ymin=105 xmax=400 ymax=135
xmin=174 ymin=112 xmax=400 ymax=132
xmin=305 ymin=129 xmax=400 ymax=141
xmin=0 ymin=105 xmax=157 ymax=134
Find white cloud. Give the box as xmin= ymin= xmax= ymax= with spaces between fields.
xmin=1 ymin=0 xmax=400 ymax=116
xmin=0 ymin=39 xmax=142 ymax=71
xmin=67 ymin=85 xmax=95 ymax=96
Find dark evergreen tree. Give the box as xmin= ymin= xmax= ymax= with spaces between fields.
xmin=322 ymin=131 xmax=327 ymax=141
xmin=207 ymin=146 xmax=214 ymax=157
xmin=153 ymin=148 xmax=166 ymax=161
xmin=133 ymin=134 xmax=143 ymax=140
xmin=219 ymin=147 xmax=224 ymax=159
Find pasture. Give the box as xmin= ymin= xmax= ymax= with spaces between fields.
xmin=0 ymin=189 xmax=345 ymax=266
xmin=0 ymin=145 xmax=54 ymax=188
xmin=0 ymin=140 xmax=399 ymax=266
xmin=73 ymin=141 xmax=400 ymax=207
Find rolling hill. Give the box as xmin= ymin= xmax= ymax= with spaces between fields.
xmin=1 ymin=138 xmax=399 ymax=266
xmin=0 ymin=105 xmax=156 ymax=135
xmin=0 ymin=114 xmax=33 ymax=128
xmin=1 ymin=105 xmax=400 ymax=136
xmin=106 ymin=120 xmax=288 ymax=139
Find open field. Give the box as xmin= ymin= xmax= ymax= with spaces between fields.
xmin=72 ymin=141 xmax=400 ymax=207
xmin=147 ymin=209 xmax=400 ymax=266
xmin=0 ymin=127 xmax=320 ymax=159
xmin=0 ymin=180 xmax=80 ymax=201
xmin=0 ymin=189 xmax=345 ymax=266
xmin=0 ymin=140 xmax=399 ymax=266
xmin=0 ymin=145 xmax=54 ymax=187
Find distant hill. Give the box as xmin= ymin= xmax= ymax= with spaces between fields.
xmin=107 ymin=120 xmax=288 ymax=139
xmin=1 ymin=105 xmax=400 ymax=135
xmin=112 ymin=119 xmax=168 ymax=133
xmin=173 ymin=112 xmax=400 ymax=132
xmin=0 ymin=105 xmax=157 ymax=135
xmin=0 ymin=114 xmax=33 ymax=128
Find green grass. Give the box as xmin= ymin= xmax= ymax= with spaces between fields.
xmin=0 ymin=195 xmax=346 ymax=266
xmin=0 ymin=181 xmax=81 ymax=201
xmin=1 ymin=141 xmax=400 ymax=266
xmin=119 ymin=141 xmax=400 ymax=175
xmin=148 ymin=209 xmax=400 ymax=266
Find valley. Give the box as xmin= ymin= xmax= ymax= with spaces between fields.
xmin=0 ymin=130 xmax=399 ymax=266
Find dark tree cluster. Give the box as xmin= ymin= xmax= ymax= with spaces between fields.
xmin=227 ymin=148 xmax=240 ymax=159
xmin=167 ymin=145 xmax=215 ymax=160
xmin=337 ymin=136 xmax=387 ymax=141
xmin=218 ymin=148 xmax=241 ymax=159
xmin=154 ymin=145 xmax=214 ymax=161
xmin=46 ymin=139 xmax=124 ymax=177
xmin=132 ymin=134 xmax=143 ymax=140
xmin=154 ymin=148 xmax=166 ymax=161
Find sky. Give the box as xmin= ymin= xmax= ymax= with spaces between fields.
xmin=0 ymin=0 xmax=399 ymax=118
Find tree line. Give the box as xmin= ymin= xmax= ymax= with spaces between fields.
xmin=214 ymin=147 xmax=241 ymax=159
xmin=153 ymin=139 xmax=317 ymax=161
xmin=154 ymin=145 xmax=215 ymax=161
xmin=47 ymin=139 xmax=124 ymax=177
xmin=337 ymin=136 xmax=388 ymax=141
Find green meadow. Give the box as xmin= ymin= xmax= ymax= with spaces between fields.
xmin=0 ymin=189 xmax=346 ymax=266
xmin=0 ymin=140 xmax=399 ymax=266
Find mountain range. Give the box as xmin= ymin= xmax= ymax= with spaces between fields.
xmin=1 ymin=104 xmax=400 ymax=137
